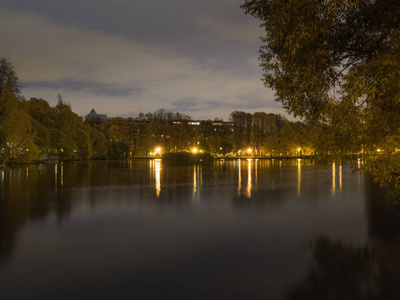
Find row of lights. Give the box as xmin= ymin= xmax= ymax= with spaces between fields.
xmin=149 ymin=146 xmax=202 ymax=156
xmin=149 ymin=146 xmax=386 ymax=157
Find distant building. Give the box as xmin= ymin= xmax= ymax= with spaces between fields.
xmin=84 ymin=109 xmax=107 ymax=124
xmin=83 ymin=109 xmax=233 ymax=128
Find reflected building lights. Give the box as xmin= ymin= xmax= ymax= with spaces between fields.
xmin=246 ymin=159 xmax=252 ymax=198
xmin=193 ymin=166 xmax=197 ymax=200
xmin=332 ymin=163 xmax=336 ymax=195
xmin=193 ymin=165 xmax=201 ymax=202
xmin=55 ymin=164 xmax=58 ymax=192
xmin=26 ymin=167 xmax=29 ymax=199
xmin=331 ymin=163 xmax=343 ymax=195
xmin=238 ymin=159 xmax=242 ymax=196
xmin=60 ymin=163 xmax=64 ymax=186
xmin=297 ymin=159 xmax=301 ymax=196
xmin=154 ymin=159 xmax=161 ymax=197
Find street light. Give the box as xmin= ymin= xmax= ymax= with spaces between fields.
xmin=192 ymin=147 xmax=198 ymax=154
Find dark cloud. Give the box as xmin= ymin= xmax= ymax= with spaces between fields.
xmin=24 ymin=81 xmax=141 ymax=97
xmin=236 ymin=90 xmax=283 ymax=110
xmin=0 ymin=0 xmax=287 ymax=120
xmin=1 ymin=0 xmax=261 ymax=66
xmin=170 ymin=97 xmax=222 ymax=112
xmin=1 ymin=0 xmax=246 ymax=41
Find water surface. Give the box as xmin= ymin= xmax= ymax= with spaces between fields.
xmin=0 ymin=159 xmax=399 ymax=299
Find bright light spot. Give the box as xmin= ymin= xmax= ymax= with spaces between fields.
xmin=192 ymin=148 xmax=198 ymax=154
xmin=247 ymin=148 xmax=252 ymax=154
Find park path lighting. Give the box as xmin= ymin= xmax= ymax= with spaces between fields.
xmin=154 ymin=147 xmax=162 ymax=156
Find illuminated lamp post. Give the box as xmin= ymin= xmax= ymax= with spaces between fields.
xmin=155 ymin=147 xmax=162 ymax=156
xmin=247 ymin=148 xmax=252 ymax=156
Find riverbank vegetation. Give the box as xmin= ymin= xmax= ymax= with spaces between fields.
xmin=1 ymin=57 xmax=321 ymax=165
xmin=241 ymin=0 xmax=400 ymax=195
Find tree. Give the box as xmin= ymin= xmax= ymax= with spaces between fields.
xmin=0 ymin=92 xmax=38 ymax=163
xmin=230 ymin=111 xmax=253 ymax=151
xmin=241 ymin=0 xmax=400 ymax=122
xmin=253 ymin=112 xmax=268 ymax=155
xmin=54 ymin=98 xmax=93 ymax=160
xmin=0 ymin=57 xmax=20 ymax=99
xmin=242 ymin=0 xmax=400 ymax=192
xmin=90 ymin=127 xmax=109 ymax=159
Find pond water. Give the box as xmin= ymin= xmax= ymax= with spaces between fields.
xmin=0 ymin=159 xmax=399 ymax=299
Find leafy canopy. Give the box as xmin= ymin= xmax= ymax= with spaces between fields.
xmin=241 ymin=0 xmax=400 ymax=124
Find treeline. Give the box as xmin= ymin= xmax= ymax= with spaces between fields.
xmin=0 ymin=94 xmax=130 ymax=164
xmin=0 ymin=94 xmax=315 ymax=165
xmin=95 ymin=109 xmax=315 ymax=157
xmin=0 ymin=58 xmax=132 ymax=164
xmin=0 ymin=57 xmax=317 ymax=164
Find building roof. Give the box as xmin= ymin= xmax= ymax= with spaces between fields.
xmin=84 ymin=109 xmax=107 ymax=123
xmin=85 ymin=109 xmax=99 ymax=120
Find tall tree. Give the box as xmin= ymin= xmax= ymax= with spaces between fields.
xmin=242 ymin=0 xmax=400 ymax=191
xmin=0 ymin=57 xmax=20 ymax=99
xmin=253 ymin=112 xmax=268 ymax=155
xmin=0 ymin=92 xmax=38 ymax=163
xmin=241 ymin=0 xmax=400 ymax=123
xmin=230 ymin=111 xmax=253 ymax=151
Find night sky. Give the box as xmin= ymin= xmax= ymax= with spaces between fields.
xmin=1 ymin=0 xmax=285 ymax=120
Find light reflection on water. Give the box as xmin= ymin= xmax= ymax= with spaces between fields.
xmin=297 ymin=159 xmax=301 ymax=196
xmin=148 ymin=158 xmax=343 ymax=201
xmin=0 ymin=159 xmax=398 ymax=299
xmin=246 ymin=159 xmax=252 ymax=198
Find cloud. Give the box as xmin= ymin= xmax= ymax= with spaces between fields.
xmin=0 ymin=5 xmax=285 ymax=120
xmin=24 ymin=81 xmax=141 ymax=97
xmin=0 ymin=9 xmax=200 ymax=83
xmin=170 ymin=98 xmax=222 ymax=112
xmin=196 ymin=15 xmax=263 ymax=44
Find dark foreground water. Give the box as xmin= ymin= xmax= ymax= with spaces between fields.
xmin=1 ymin=159 xmax=400 ymax=299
